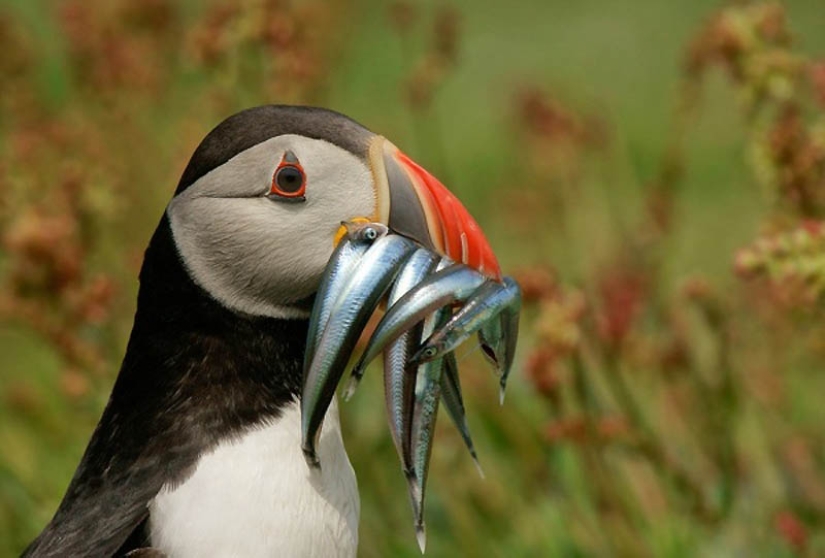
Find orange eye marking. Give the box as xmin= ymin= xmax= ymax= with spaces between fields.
xmin=270 ymin=151 xmax=307 ymax=199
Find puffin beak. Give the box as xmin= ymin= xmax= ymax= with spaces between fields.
xmin=369 ymin=137 xmax=502 ymax=281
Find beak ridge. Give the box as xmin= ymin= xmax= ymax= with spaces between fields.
xmin=373 ymin=138 xmax=501 ymax=281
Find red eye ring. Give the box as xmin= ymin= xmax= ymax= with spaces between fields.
xmin=270 ymin=152 xmax=306 ymax=199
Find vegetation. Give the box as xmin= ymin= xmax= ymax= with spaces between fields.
xmin=1 ymin=0 xmax=825 ymax=556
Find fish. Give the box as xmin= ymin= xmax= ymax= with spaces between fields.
xmin=343 ymin=248 xmax=439 ymax=400
xmin=411 ymin=277 xmax=521 ymax=404
xmin=476 ymin=309 xmax=509 ymax=397
xmin=349 ymin=263 xmax=487 ymax=380
xmin=296 ymin=218 xmax=521 ymax=547
xmin=305 ymin=221 xmax=389 ymax=375
xmin=301 ymin=233 xmax=416 ymax=467
xmin=350 ymin=249 xmax=439 ymax=510
xmin=407 ymin=308 xmax=450 ymax=554
xmin=439 ymin=351 xmax=483 ymax=477
xmin=496 ymin=279 xmax=521 ymax=404
xmin=383 ymin=326 xmax=423 ymax=510
xmin=478 ymin=315 xmax=504 ymax=372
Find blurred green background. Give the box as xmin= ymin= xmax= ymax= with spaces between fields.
xmin=2 ymin=0 xmax=825 ymax=556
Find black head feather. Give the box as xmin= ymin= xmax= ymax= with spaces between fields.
xmin=175 ymin=105 xmax=374 ymax=194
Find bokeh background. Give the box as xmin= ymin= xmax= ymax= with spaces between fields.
xmin=2 ymin=0 xmax=825 ymax=556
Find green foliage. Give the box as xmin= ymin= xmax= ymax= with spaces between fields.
xmin=2 ymin=1 xmax=825 ymax=556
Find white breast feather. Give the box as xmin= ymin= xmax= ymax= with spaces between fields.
xmin=149 ymin=399 xmax=359 ymax=557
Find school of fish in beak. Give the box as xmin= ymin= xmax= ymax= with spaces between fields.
xmin=301 ymin=221 xmax=521 ymax=552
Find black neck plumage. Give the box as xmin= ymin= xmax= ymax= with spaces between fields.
xmin=125 ymin=213 xmax=308 ymax=441
xmin=25 ymin=215 xmax=309 ymax=558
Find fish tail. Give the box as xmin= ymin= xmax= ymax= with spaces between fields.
xmin=415 ymin=520 xmax=427 ymax=554
xmin=342 ymin=367 xmax=363 ymax=401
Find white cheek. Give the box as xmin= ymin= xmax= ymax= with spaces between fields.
xmin=167 ymin=136 xmax=376 ymax=319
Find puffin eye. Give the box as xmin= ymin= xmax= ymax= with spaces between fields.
xmin=276 ymin=167 xmax=303 ymax=192
xmin=269 ymin=151 xmax=307 ymax=201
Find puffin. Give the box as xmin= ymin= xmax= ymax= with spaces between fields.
xmin=23 ymin=105 xmax=499 ymax=558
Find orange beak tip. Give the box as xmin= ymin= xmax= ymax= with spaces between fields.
xmin=393 ymin=149 xmax=502 ymax=280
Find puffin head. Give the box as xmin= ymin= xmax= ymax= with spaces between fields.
xmin=167 ymin=105 xmax=499 ymax=319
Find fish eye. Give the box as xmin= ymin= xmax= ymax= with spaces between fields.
xmin=423 ymin=347 xmax=438 ymax=359
xmin=269 ymin=151 xmax=307 ymax=201
xmin=363 ymin=227 xmax=378 ymax=240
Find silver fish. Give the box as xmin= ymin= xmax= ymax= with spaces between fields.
xmin=305 ymin=222 xmax=389 ymax=375
xmin=351 ymin=249 xmax=438 ymax=510
xmin=349 ymin=264 xmax=487 ymax=379
xmin=379 ymin=251 xmax=439 ymax=528
xmin=496 ymin=279 xmax=521 ymax=404
xmin=439 ymin=351 xmax=483 ymax=478
xmin=478 ymin=315 xmax=504 ymax=372
xmin=470 ymin=286 xmax=510 ymax=402
xmin=408 ymin=308 xmax=449 ymax=554
xmin=383 ymin=326 xmax=423 ymax=510
xmin=412 ymin=277 xmax=521 ymax=404
xmin=343 ymin=248 xmax=439 ymax=400
xmin=301 ymin=233 xmax=416 ymax=467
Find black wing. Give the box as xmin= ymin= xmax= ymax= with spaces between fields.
xmin=22 ymin=348 xmax=207 ymax=558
